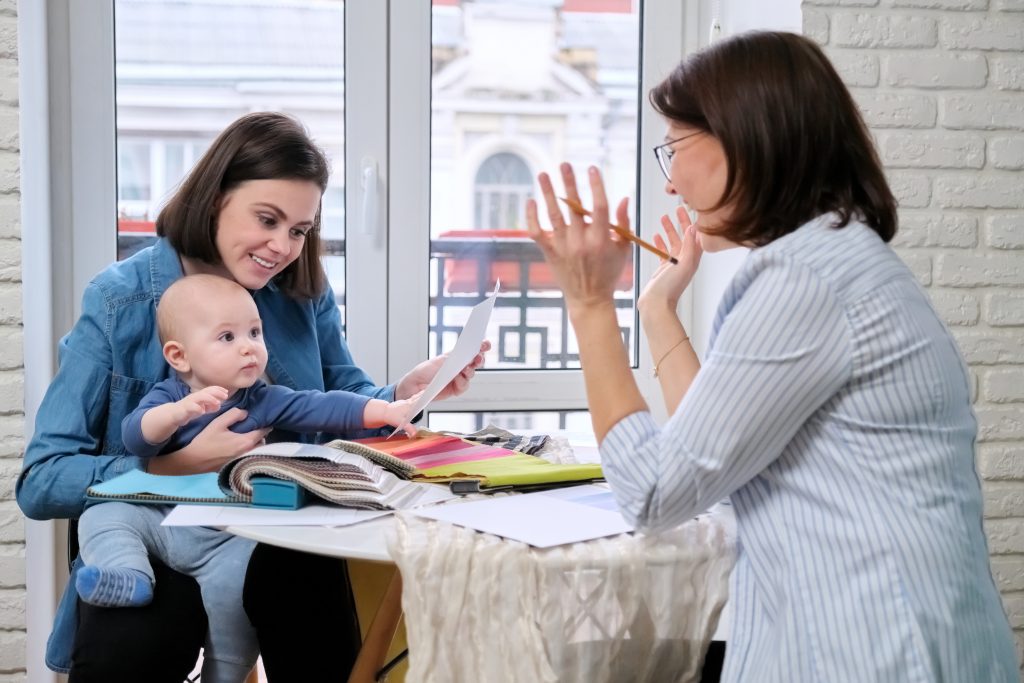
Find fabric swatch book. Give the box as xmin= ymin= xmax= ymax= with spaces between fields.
xmin=345 ymin=430 xmax=605 ymax=494
xmin=86 ymin=441 xmax=455 ymax=510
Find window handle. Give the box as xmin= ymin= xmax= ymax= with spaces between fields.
xmin=360 ymin=158 xmax=378 ymax=237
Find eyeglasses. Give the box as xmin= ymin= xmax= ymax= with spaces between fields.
xmin=653 ymin=131 xmax=704 ymax=181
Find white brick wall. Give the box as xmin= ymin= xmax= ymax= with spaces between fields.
xmin=0 ymin=0 xmax=20 ymax=678
xmin=805 ymin=0 xmax=1024 ymax=666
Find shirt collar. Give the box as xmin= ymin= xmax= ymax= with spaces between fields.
xmin=149 ymin=237 xmax=185 ymax=307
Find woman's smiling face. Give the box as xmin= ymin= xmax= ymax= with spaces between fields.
xmin=211 ymin=178 xmax=322 ymax=290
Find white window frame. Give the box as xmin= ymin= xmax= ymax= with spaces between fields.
xmin=342 ymin=0 xmax=390 ymax=382
xmin=22 ymin=2 xmax=118 ymax=678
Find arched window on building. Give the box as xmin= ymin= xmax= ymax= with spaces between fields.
xmin=473 ymin=152 xmax=533 ymax=230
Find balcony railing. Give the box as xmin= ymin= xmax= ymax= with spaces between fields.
xmin=431 ymin=231 xmax=635 ymax=369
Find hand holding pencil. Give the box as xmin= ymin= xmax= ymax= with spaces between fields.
xmin=526 ymin=162 xmax=703 ymax=317
xmin=525 ymin=164 xmax=636 ymax=308
xmin=558 ymin=195 xmax=678 ymax=265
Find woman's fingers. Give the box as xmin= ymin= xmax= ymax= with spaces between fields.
xmin=535 ymin=172 xmax=571 ymax=255
xmin=526 ymin=198 xmax=546 ymax=242
xmin=247 ymin=428 xmax=272 ymax=449
xmin=560 ymin=163 xmax=585 ymax=227
xmin=533 ymin=164 xmax=633 ymax=260
xmin=526 ymin=198 xmax=558 ymax=262
xmin=213 ymin=407 xmax=247 ymax=427
xmin=659 ymin=214 xmax=682 ymax=254
xmin=682 ymin=224 xmax=704 ymax=265
xmin=653 ymin=233 xmax=668 ymax=257
xmin=614 ymin=197 xmax=630 ymax=241
xmin=449 ymin=372 xmax=469 ymax=396
xmin=587 ymin=166 xmax=610 ymax=227
xmin=537 ymin=172 xmax=567 ymax=231
xmin=675 ymin=205 xmax=693 ymax=230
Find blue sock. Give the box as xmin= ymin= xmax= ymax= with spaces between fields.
xmin=75 ymin=566 xmax=154 ymax=607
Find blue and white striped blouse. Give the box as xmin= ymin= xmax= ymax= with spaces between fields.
xmin=601 ymin=213 xmax=1018 ymax=682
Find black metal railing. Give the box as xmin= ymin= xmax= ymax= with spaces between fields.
xmin=429 ymin=235 xmax=635 ymax=369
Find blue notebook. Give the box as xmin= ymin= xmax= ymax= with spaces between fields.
xmin=86 ymin=470 xmax=311 ymax=510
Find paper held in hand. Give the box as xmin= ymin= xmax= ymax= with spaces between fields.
xmin=390 ymin=282 xmax=500 ymax=436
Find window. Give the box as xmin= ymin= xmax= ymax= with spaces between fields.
xmin=421 ymin=0 xmax=647 ymax=383
xmin=115 ymin=140 xmax=150 ymax=207
xmin=60 ymin=0 xmax=694 ymax=430
xmin=113 ymin=0 xmax=347 ymax=319
xmin=473 ymin=152 xmax=533 ymax=230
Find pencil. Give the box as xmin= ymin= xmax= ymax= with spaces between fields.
xmin=559 ymin=196 xmax=679 ymax=265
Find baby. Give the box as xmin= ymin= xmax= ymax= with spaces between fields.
xmin=75 ymin=274 xmax=416 ymax=683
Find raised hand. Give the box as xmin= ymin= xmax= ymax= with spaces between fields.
xmin=525 ymin=164 xmax=632 ymax=311
xmin=638 ymin=205 xmax=703 ymax=315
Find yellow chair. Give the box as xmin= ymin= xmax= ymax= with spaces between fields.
xmin=348 ymin=560 xmax=408 ymax=683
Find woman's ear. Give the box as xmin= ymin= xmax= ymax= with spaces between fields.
xmin=163 ymin=340 xmax=190 ymax=374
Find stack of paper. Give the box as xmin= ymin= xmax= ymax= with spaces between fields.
xmin=408 ymin=484 xmax=633 ymax=548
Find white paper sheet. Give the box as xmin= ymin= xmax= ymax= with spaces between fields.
xmin=406 ymin=485 xmax=633 ymax=548
xmin=161 ymin=504 xmax=392 ymax=528
xmin=391 ymin=283 xmax=500 ymax=436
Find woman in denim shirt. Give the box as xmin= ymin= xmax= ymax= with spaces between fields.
xmin=17 ymin=112 xmax=485 ymax=682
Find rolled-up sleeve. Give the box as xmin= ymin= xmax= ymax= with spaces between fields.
xmin=601 ymin=257 xmax=853 ymax=532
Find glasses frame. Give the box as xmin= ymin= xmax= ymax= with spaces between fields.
xmin=653 ymin=131 xmax=704 ymax=181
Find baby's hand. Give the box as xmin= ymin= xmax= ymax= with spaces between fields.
xmin=384 ymin=392 xmax=423 ymax=436
xmin=177 ymin=385 xmax=229 ymax=424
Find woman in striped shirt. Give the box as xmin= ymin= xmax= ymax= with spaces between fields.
xmin=526 ymin=31 xmax=1017 ymax=682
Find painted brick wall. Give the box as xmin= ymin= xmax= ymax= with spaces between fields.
xmin=803 ymin=0 xmax=1024 ymax=668
xmin=0 ymin=0 xmax=23 ymax=679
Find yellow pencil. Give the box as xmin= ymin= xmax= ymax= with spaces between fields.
xmin=559 ymin=196 xmax=679 ymax=265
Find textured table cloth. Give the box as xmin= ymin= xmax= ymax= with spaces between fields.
xmin=388 ymin=503 xmax=734 ymax=683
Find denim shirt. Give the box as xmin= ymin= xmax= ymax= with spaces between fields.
xmin=16 ymin=238 xmax=395 ymax=672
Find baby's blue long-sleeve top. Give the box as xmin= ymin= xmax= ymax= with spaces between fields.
xmin=122 ymin=375 xmax=372 ymax=458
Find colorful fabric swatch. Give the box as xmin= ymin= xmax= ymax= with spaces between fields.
xmin=352 ymin=431 xmax=603 ymax=491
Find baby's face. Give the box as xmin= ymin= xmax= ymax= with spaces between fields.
xmin=180 ymin=293 xmax=268 ymax=392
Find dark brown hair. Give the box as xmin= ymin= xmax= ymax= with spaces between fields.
xmin=650 ymin=31 xmax=897 ymax=245
xmin=156 ymin=111 xmax=330 ymax=298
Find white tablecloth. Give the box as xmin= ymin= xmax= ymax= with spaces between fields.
xmin=389 ymin=505 xmax=735 ymax=683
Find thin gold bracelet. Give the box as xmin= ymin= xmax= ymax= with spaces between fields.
xmin=653 ymin=336 xmax=689 ymax=378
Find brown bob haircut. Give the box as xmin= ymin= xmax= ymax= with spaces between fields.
xmin=650 ymin=31 xmax=897 ymax=246
xmin=156 ymin=111 xmax=330 ymax=299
